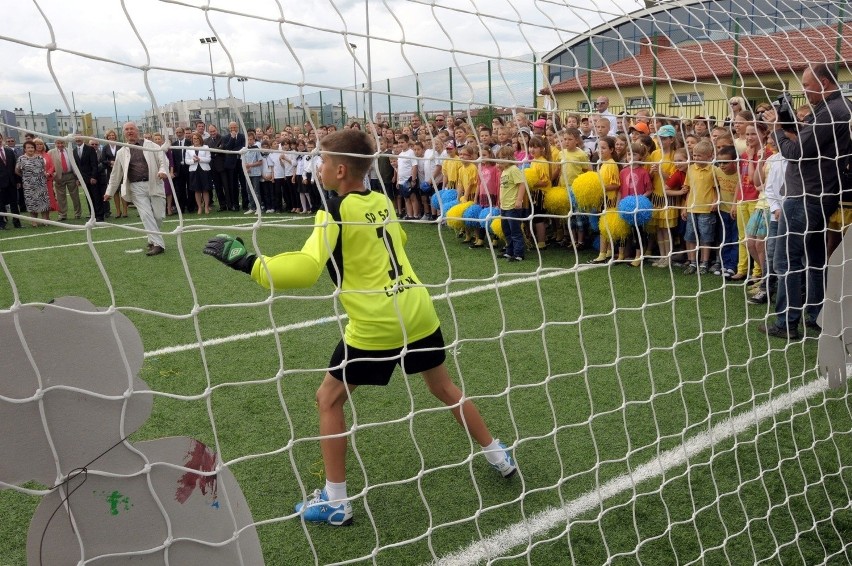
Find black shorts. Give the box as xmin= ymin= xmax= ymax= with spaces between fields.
xmin=328 ymin=328 xmax=447 ymax=386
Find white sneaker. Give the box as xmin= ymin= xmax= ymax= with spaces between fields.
xmin=489 ymin=440 xmax=517 ymax=478
xmin=244 ymin=209 xmax=255 ymax=215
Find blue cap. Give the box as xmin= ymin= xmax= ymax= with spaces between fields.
xmin=657 ymin=125 xmax=677 ymax=138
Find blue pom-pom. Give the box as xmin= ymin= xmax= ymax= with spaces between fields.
xmin=618 ymin=195 xmax=653 ymax=226
xmin=588 ymin=213 xmax=600 ymax=233
xmin=479 ymin=207 xmax=500 ymax=220
xmin=432 ymin=189 xmax=459 ymax=212
xmin=463 ymin=204 xmax=483 ymax=227
xmin=479 ymin=207 xmax=500 ymax=232
xmin=421 ymin=181 xmax=431 ymax=192
xmin=591 ymin=235 xmax=600 ymax=251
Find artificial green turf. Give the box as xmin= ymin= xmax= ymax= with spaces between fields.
xmin=1 ymin=214 xmax=850 ymax=565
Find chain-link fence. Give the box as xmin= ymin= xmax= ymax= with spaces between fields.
xmin=3 ymin=52 xmax=814 ymax=143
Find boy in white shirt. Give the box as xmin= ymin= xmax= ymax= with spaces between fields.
xmin=419 ymin=138 xmax=443 ymax=220
xmin=396 ymin=134 xmax=419 ymax=219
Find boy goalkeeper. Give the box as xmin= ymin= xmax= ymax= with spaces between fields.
xmin=203 ymin=129 xmax=516 ymax=526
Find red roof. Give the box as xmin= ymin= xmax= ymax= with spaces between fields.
xmin=546 ymin=23 xmax=852 ymax=94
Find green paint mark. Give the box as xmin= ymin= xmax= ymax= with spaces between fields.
xmin=104 ymin=490 xmax=132 ymax=516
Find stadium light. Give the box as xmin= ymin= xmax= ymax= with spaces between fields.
xmin=349 ymin=43 xmax=358 ymax=121
xmin=200 ymin=37 xmax=219 ymax=129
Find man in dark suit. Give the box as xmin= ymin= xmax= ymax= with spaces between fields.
xmin=73 ymin=135 xmax=103 ymax=221
xmin=6 ymin=137 xmax=22 ymax=157
xmin=223 ymin=121 xmax=245 ymax=211
xmin=0 ymin=133 xmax=21 ymax=229
xmin=208 ymin=124 xmax=228 ymax=211
xmin=170 ymin=127 xmax=193 ymax=213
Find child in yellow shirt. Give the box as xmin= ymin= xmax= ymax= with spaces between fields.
xmin=681 ymin=140 xmax=719 ymax=275
xmin=590 ymin=136 xmax=621 ymax=263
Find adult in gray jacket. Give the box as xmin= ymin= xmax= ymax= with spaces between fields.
xmin=759 ymin=64 xmax=852 ymax=340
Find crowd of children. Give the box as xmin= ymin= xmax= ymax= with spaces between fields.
xmin=364 ymin=102 xmax=816 ymax=305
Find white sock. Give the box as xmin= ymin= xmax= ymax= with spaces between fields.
xmin=482 ymin=439 xmax=505 ymax=465
xmin=325 ymin=480 xmax=347 ymax=503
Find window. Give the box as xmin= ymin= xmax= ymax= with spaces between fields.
xmin=671 ymin=92 xmax=704 ymax=106
xmin=577 ymin=101 xmax=590 ymax=112
xmin=626 ymin=96 xmax=652 ymax=108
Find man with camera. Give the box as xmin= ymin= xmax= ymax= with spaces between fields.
xmin=758 ymin=64 xmax=852 ymax=340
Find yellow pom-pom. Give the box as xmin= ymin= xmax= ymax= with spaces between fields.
xmin=599 ymin=209 xmax=631 ymax=241
xmin=543 ymin=186 xmax=571 ymax=217
xmin=446 ymin=201 xmax=474 ymax=231
xmin=572 ymin=171 xmax=604 ymax=211
xmin=524 ymin=167 xmax=539 ymax=189
xmin=490 ymin=217 xmax=504 ymax=241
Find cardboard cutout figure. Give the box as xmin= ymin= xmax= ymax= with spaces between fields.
xmin=0 ymin=298 xmax=264 ymax=565
xmin=818 ymin=230 xmax=852 ymax=389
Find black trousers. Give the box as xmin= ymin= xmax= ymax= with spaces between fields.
xmin=174 ymin=165 xmax=193 ymax=212
xmin=211 ymin=168 xmax=229 ymax=210
xmin=225 ymin=166 xmax=240 ymax=210
xmin=0 ymin=182 xmax=21 ymax=227
xmin=84 ymin=180 xmax=105 ymax=220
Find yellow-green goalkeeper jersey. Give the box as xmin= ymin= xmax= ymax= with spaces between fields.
xmin=250 ymin=189 xmax=440 ymax=350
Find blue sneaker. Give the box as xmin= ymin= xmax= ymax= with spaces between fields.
xmin=490 ymin=440 xmax=517 ymax=478
xmin=294 ymin=489 xmax=353 ymax=526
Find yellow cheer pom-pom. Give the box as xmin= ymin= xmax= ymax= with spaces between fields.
xmin=446 ymin=200 xmax=474 ymax=231
xmin=571 ymin=171 xmax=604 ymax=211
xmin=490 ymin=217 xmax=504 ymax=241
xmin=543 ymin=186 xmax=571 ymax=217
xmin=524 ymin=167 xmax=539 ymax=188
xmin=599 ymin=209 xmax=631 ymax=241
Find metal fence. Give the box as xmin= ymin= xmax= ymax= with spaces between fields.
xmin=8 ymin=54 xmax=812 ymax=141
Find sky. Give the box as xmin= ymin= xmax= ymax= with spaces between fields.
xmin=0 ymin=0 xmax=643 ymax=120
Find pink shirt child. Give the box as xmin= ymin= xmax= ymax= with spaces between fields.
xmin=477 ymin=162 xmax=501 ymax=207
xmin=619 ymin=164 xmax=651 ymax=199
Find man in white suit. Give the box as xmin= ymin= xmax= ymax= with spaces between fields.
xmin=104 ymin=123 xmax=169 ymax=255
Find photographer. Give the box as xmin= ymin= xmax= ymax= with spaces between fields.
xmin=758 ymin=64 xmax=852 ymax=340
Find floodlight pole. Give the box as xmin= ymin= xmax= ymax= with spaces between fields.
xmin=200 ymin=37 xmax=219 ymax=130
xmin=350 ymin=43 xmax=358 ymax=121
xmin=366 ymin=0 xmax=374 ymax=122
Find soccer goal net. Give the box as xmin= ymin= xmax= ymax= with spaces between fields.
xmin=1 ymin=0 xmax=851 ymax=564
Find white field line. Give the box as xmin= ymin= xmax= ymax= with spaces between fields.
xmin=0 ymin=216 xmax=301 ymax=253
xmin=430 ymin=375 xmax=832 ymax=566
xmin=144 ymin=267 xmax=586 ymax=358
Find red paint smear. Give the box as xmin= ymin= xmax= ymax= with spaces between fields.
xmin=175 ymin=439 xmax=218 ymax=504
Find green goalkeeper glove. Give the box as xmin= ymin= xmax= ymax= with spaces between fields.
xmin=203 ymin=234 xmax=257 ymax=274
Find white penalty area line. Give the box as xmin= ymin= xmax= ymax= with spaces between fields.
xmin=0 ymin=216 xmax=306 ymax=254
xmin=143 ymin=266 xmax=590 ymax=359
xmin=430 ymin=375 xmax=833 ymax=566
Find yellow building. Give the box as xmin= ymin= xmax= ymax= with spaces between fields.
xmin=539 ymin=0 xmax=851 ymax=119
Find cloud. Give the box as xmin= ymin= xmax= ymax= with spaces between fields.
xmin=0 ymin=0 xmax=643 ymax=119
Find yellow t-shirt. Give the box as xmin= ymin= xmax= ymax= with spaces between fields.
xmin=685 ymin=163 xmax=717 ymax=214
xmin=457 ymin=162 xmax=479 ymax=201
xmin=714 ymin=167 xmax=738 ymax=214
xmin=250 ymin=190 xmax=439 ymax=350
xmin=549 ymin=146 xmax=561 ymax=179
xmin=560 ymin=148 xmax=590 ymax=188
xmin=599 ymin=159 xmax=620 ymax=207
xmin=528 ymin=157 xmax=552 ymax=192
xmin=442 ymin=157 xmax=460 ymax=187
xmin=500 ymin=165 xmax=525 ymax=211
xmin=648 ymin=149 xmax=675 ymax=205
